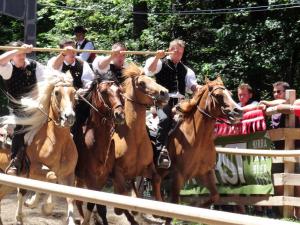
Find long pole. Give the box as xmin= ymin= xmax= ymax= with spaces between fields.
xmin=0 ymin=46 xmax=173 ymax=55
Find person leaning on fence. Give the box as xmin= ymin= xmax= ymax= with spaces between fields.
xmin=92 ymin=42 xmax=127 ymax=86
xmin=237 ymin=83 xmax=259 ymax=112
xmin=144 ymin=39 xmax=202 ymax=169
xmin=0 ymin=41 xmax=47 ymax=176
xmin=47 ymin=39 xmax=95 ymax=147
xmin=259 ymin=81 xmax=300 ymax=219
xmin=73 ymin=26 xmax=96 ymax=64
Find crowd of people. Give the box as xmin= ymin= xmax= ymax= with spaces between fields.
xmin=0 ymin=25 xmax=299 ymax=220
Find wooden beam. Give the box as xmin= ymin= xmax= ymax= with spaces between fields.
xmin=273 ymin=173 xmax=300 ymax=186
xmin=267 ymin=128 xmax=300 ymax=141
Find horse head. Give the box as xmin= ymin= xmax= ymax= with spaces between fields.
xmin=122 ymin=63 xmax=169 ymax=107
xmin=50 ymin=73 xmax=76 ymax=127
xmin=203 ymin=76 xmax=243 ymax=124
xmin=178 ymin=76 xmax=242 ymax=124
xmin=89 ymin=73 xmax=125 ymax=125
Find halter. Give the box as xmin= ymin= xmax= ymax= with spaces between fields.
xmin=196 ymin=85 xmax=232 ymax=125
xmin=121 ymin=76 xmax=159 ymax=107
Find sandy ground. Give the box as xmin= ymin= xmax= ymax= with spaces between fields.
xmin=0 ymin=191 xmax=167 ymax=225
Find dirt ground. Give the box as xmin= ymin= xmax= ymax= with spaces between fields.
xmin=1 ymin=191 xmax=167 ymax=225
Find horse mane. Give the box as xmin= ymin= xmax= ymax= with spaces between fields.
xmin=0 ymin=70 xmax=73 ymax=134
xmin=178 ymin=76 xmax=224 ymax=114
xmin=121 ymin=63 xmax=143 ymax=89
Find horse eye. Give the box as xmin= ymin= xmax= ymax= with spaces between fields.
xmin=54 ymin=90 xmax=60 ymax=97
xmin=140 ymin=81 xmax=146 ymax=88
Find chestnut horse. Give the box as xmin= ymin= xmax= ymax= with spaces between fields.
xmin=152 ymin=77 xmax=243 ymax=224
xmin=74 ymin=74 xmax=125 ymax=225
xmin=112 ymin=63 xmax=169 ymax=224
xmin=0 ymin=72 xmax=78 ymax=225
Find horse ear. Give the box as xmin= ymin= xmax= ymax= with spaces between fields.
xmin=204 ymin=76 xmax=210 ymax=84
xmin=216 ymin=74 xmax=223 ymax=84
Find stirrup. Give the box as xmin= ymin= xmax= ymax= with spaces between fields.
xmin=157 ymin=148 xmax=171 ymax=169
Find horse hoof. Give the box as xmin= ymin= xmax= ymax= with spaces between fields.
xmin=42 ymin=203 xmax=54 ymax=216
xmin=16 ymin=215 xmax=24 ymax=225
xmin=131 ymin=210 xmax=138 ymax=215
xmin=114 ymin=208 xmax=123 ymax=215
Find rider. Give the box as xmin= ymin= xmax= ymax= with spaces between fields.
xmin=47 ymin=39 xmax=95 ymax=145
xmin=144 ymin=39 xmax=202 ymax=169
xmin=92 ymin=42 xmax=127 ymax=85
xmin=0 ymin=41 xmax=47 ymax=175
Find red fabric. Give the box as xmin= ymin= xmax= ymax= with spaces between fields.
xmin=294 ymin=105 xmax=300 ymax=117
xmin=215 ymin=109 xmax=266 ymax=137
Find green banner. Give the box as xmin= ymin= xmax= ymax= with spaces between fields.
xmin=181 ymin=131 xmax=274 ymax=195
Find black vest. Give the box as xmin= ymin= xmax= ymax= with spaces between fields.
xmin=76 ymin=39 xmax=96 ymax=63
xmin=155 ymin=58 xmax=187 ymax=95
xmin=62 ymin=59 xmax=84 ymax=89
xmin=3 ymin=60 xmax=37 ymax=99
xmin=110 ymin=64 xmax=124 ymax=85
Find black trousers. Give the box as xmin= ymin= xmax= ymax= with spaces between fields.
xmin=10 ymin=125 xmax=25 ymax=159
xmin=155 ymin=98 xmax=178 ymax=151
xmin=71 ymin=99 xmax=90 ymax=142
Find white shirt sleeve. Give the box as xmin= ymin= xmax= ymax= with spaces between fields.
xmin=185 ymin=66 xmax=198 ymax=93
xmin=35 ymin=62 xmax=48 ymax=82
xmin=47 ymin=56 xmax=63 ymax=71
xmin=144 ymin=57 xmax=162 ymax=77
xmin=0 ymin=62 xmax=13 ymax=80
xmin=92 ymin=55 xmax=110 ymax=74
xmin=81 ymin=61 xmax=95 ymax=89
xmin=78 ymin=41 xmax=94 ymax=61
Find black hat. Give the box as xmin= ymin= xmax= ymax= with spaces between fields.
xmin=73 ymin=26 xmax=87 ymax=34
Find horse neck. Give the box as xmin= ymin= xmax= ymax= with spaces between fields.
xmin=189 ymin=90 xmax=216 ymax=134
xmin=124 ymin=84 xmax=146 ymax=128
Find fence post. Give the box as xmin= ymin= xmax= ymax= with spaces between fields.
xmin=283 ymin=89 xmax=296 ymax=217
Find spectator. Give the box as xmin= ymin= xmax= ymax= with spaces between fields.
xmin=74 ymin=26 xmax=96 ymax=64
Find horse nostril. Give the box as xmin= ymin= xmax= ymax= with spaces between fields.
xmin=160 ymin=90 xmax=167 ymax=97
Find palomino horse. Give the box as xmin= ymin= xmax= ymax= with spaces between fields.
xmin=74 ymin=74 xmax=125 ymax=225
xmin=152 ymin=77 xmax=243 ymax=224
xmin=112 ymin=63 xmax=169 ymax=224
xmin=0 ymin=72 xmax=78 ymax=225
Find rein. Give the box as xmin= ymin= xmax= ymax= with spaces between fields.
xmin=196 ymin=86 xmax=232 ymax=125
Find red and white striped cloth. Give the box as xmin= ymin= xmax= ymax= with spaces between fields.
xmin=215 ymin=109 xmax=266 ymax=137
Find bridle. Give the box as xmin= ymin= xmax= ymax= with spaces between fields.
xmin=196 ymin=85 xmax=232 ymax=125
xmin=38 ymin=83 xmax=74 ymax=126
xmin=121 ymin=76 xmax=160 ymax=107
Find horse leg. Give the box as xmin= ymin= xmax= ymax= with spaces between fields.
xmin=113 ymin=170 xmax=138 ymax=225
xmin=80 ymin=202 xmax=94 ymax=225
xmin=75 ymin=178 xmax=85 ymax=223
xmin=24 ymin=192 xmax=41 ymax=209
xmin=16 ymin=188 xmax=26 ymax=225
xmin=59 ymin=174 xmax=76 ymax=225
xmin=41 ymin=194 xmax=54 ymax=216
xmin=199 ymin=169 xmax=219 ymax=208
xmin=164 ymin=171 xmax=185 ymax=225
xmin=96 ymin=204 xmax=108 ymax=225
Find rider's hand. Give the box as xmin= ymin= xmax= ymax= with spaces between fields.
xmin=155 ymin=50 xmax=166 ymax=59
xmin=20 ymin=44 xmax=33 ymax=54
xmin=62 ymin=46 xmax=76 ymax=56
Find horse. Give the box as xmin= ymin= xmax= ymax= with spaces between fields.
xmin=74 ymin=74 xmax=125 ymax=225
xmin=0 ymin=71 xmax=78 ymax=225
xmin=152 ymin=77 xmax=243 ymax=224
xmin=111 ymin=63 xmax=169 ymax=224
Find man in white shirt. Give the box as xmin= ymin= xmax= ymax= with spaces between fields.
xmin=0 ymin=41 xmax=46 ymax=175
xmin=144 ymin=39 xmax=201 ymax=169
xmin=48 ymin=39 xmax=95 ymax=147
xmin=92 ymin=42 xmax=127 ymax=85
xmin=74 ymin=26 xmax=95 ymax=64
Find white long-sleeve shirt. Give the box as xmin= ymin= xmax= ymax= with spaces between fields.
xmin=47 ymin=56 xmax=95 ymax=89
xmin=144 ymin=56 xmax=198 ymax=94
xmin=0 ymin=59 xmax=46 ymax=82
